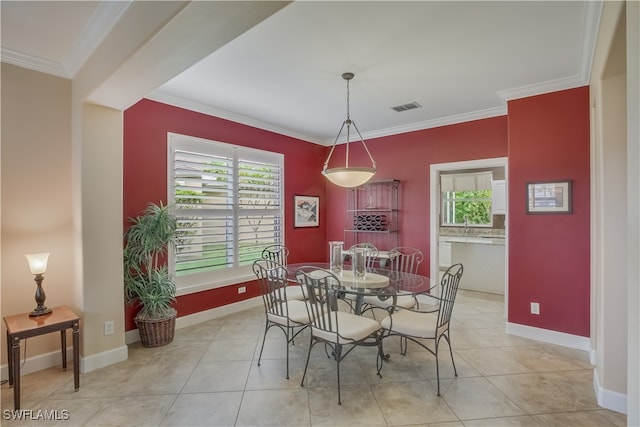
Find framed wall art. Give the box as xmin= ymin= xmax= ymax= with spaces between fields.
xmin=526 ymin=180 xmax=572 ymax=214
xmin=294 ymin=195 xmax=319 ymax=227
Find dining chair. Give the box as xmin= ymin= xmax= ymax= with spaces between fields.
xmin=261 ymin=244 xmax=289 ymax=265
xmin=253 ymin=259 xmax=312 ymax=379
xmin=348 ymin=242 xmax=379 ymax=268
xmin=380 ymin=263 xmax=464 ymax=396
xmin=361 ymin=246 xmax=424 ymax=315
xmin=261 ymin=244 xmax=305 ymax=301
xmin=388 ymin=246 xmax=424 ymax=274
xmin=295 ymin=266 xmax=383 ymax=405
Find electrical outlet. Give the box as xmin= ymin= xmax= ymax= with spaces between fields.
xmin=530 ymin=302 xmax=540 ymax=315
xmin=104 ymin=320 xmax=114 ymax=335
xmin=238 ymin=286 xmax=247 ymax=294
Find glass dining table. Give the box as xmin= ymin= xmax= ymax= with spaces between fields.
xmin=285 ymin=262 xmax=436 ymax=314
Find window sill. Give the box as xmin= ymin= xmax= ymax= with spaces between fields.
xmin=175 ymin=272 xmax=255 ymax=297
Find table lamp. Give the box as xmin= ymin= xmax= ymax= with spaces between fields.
xmin=25 ymin=252 xmax=52 ymax=316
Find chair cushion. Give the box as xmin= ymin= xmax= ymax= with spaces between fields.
xmin=267 ymin=299 xmax=312 ymax=326
xmin=313 ymin=311 xmax=381 ymax=344
xmin=285 ymin=285 xmax=306 ymax=301
xmin=380 ymin=309 xmax=437 ymax=339
xmin=363 ymin=294 xmax=415 ymax=309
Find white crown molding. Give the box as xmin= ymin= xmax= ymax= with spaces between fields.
xmin=0 ymin=47 xmax=68 ymax=78
xmin=65 ymin=1 xmax=134 ymax=77
xmin=497 ymin=74 xmax=587 ymax=103
xmin=497 ymin=1 xmax=602 ymax=103
xmin=0 ymin=1 xmax=133 ymax=78
xmin=147 ymin=91 xmax=326 ymax=145
xmin=579 ymin=0 xmax=604 ymax=83
xmin=345 ymin=106 xmax=508 ymax=144
xmin=150 ymin=90 xmax=508 ymax=147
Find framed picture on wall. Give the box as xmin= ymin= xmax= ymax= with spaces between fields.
xmin=526 ymin=180 xmax=572 ymax=214
xmin=294 ymin=195 xmax=319 ymax=227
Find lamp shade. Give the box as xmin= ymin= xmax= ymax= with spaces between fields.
xmin=25 ymin=252 xmax=49 ymax=275
xmin=322 ymin=167 xmax=376 ymax=188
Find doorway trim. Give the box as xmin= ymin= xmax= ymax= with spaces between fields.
xmin=430 ymin=157 xmax=508 ymax=314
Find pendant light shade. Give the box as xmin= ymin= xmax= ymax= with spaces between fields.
xmin=322 ymin=72 xmax=376 ymax=188
xmin=322 ymin=167 xmax=376 ymax=187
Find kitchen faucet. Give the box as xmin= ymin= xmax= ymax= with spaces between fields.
xmin=463 ymin=215 xmax=469 ymax=233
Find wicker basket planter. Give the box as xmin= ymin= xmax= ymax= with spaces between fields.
xmin=135 ymin=309 xmax=176 ymax=348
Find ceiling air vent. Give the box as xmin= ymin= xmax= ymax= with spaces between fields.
xmin=391 ymin=102 xmax=422 ymax=112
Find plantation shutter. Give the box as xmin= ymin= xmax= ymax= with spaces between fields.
xmin=169 ymin=134 xmax=283 ymax=279
xmin=236 ymin=147 xmax=282 ymax=265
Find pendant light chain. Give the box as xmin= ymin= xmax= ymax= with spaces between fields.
xmin=321 ymin=71 xmax=377 ymax=188
xmin=345 ymin=75 xmax=351 ymax=167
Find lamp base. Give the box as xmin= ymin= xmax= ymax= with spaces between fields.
xmin=29 ymin=306 xmax=52 ymax=317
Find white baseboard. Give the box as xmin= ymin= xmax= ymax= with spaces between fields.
xmin=506 ymin=322 xmax=592 ymax=352
xmin=507 ymin=322 xmax=630 ymax=415
xmin=1 ymin=346 xmax=74 ymax=381
xmin=81 ymin=345 xmax=128 ymax=373
xmin=1 ymin=344 xmax=130 ymax=380
xmin=1 ymin=298 xmax=263 ymax=380
xmin=594 ymin=368 xmax=628 ymax=414
xmin=125 ymin=296 xmax=262 ymax=345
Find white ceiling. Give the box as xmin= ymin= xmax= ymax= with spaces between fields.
xmin=1 ymin=1 xmax=602 ymax=145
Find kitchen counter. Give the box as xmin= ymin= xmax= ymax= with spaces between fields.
xmin=439 ymin=235 xmax=505 ymax=245
xmin=438 ymin=233 xmax=505 ymax=295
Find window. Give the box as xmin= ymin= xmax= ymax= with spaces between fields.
xmin=440 ymin=172 xmax=493 ymax=227
xmin=441 ymin=190 xmax=492 ymax=226
xmin=168 ymin=133 xmax=284 ymax=294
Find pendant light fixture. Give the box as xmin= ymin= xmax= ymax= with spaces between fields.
xmin=322 ymin=72 xmax=376 ymax=188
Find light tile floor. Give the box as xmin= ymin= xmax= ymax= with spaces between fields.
xmin=1 ymin=290 xmax=628 ymax=426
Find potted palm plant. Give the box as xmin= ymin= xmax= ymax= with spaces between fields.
xmin=124 ymin=202 xmax=178 ymax=347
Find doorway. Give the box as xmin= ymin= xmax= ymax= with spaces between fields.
xmin=430 ymin=157 xmax=508 ymax=316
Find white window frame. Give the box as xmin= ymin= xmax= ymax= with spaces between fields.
xmin=168 ymin=133 xmax=285 ymax=295
xmin=440 ymin=172 xmax=494 ymax=228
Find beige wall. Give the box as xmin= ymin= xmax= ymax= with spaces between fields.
xmin=625 ymin=1 xmax=640 ymax=424
xmin=590 ymin=1 xmax=640 ymax=420
xmin=0 ymin=1 xmax=290 ymax=377
xmin=0 ymin=69 xmax=129 ymax=373
xmin=1 ymin=63 xmax=76 ymax=365
xmin=77 ymin=103 xmax=126 ymax=369
xmin=590 ymin=0 xmax=627 ymax=401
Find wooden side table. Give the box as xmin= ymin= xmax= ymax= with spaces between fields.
xmin=3 ymin=305 xmax=80 ymax=410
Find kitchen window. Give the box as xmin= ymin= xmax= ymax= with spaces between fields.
xmin=441 ymin=172 xmax=493 ymax=227
xmin=168 ymin=133 xmax=284 ymax=294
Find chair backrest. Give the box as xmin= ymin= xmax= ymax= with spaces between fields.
xmin=349 ymin=243 xmax=379 ymax=268
xmin=437 ymin=263 xmax=464 ymax=330
xmin=253 ymin=259 xmax=291 ymax=318
xmin=261 ymin=244 xmax=289 ymax=266
xmin=295 ymin=267 xmax=342 ymax=335
xmin=388 ymin=246 xmax=424 ymax=274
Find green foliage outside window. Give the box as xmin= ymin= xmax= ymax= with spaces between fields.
xmin=442 ymin=190 xmax=492 ymax=226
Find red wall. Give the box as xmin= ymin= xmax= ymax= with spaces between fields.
xmin=325 ymin=116 xmax=509 ymax=275
xmin=123 ymin=99 xmax=327 ymax=330
xmin=507 ymin=87 xmax=590 ymax=336
xmin=124 ymin=87 xmax=591 ymax=339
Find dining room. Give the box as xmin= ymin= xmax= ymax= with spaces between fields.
xmin=1 ymin=1 xmax=638 ymax=425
